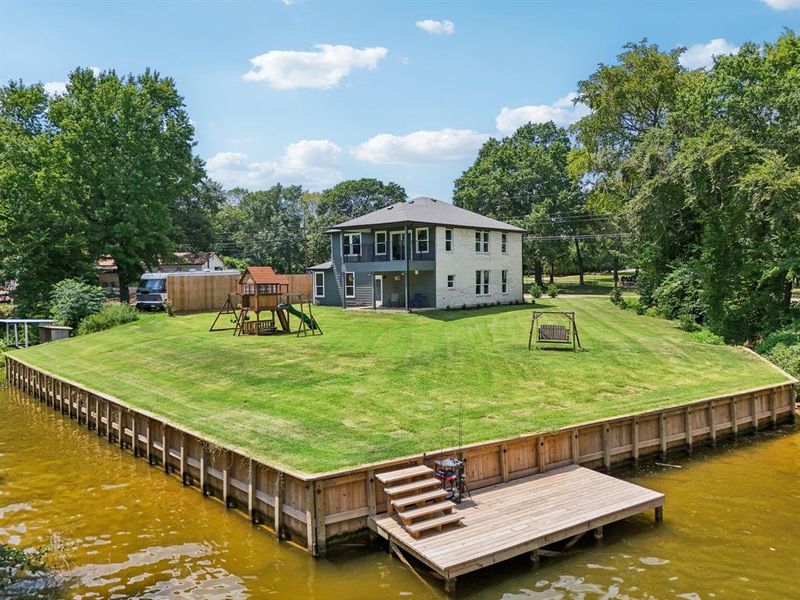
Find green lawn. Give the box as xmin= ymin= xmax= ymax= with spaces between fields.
xmin=524 ymin=272 xmax=634 ymax=295
xmin=9 ymin=298 xmax=788 ymax=473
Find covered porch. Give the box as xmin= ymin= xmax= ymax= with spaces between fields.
xmin=371 ymin=269 xmax=435 ymax=310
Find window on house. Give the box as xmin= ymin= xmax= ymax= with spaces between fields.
xmin=314 ymin=272 xmax=325 ymax=297
xmin=475 ymin=270 xmax=489 ymax=295
xmin=501 ymin=233 xmax=508 ymax=254
xmin=447 ymin=274 xmax=455 ymax=288
xmin=345 ymin=272 xmax=355 ymax=298
xmin=475 ymin=230 xmax=489 ymax=252
xmin=343 ymin=233 xmax=361 ymax=256
xmin=501 ymin=269 xmax=508 ymax=293
xmin=416 ymin=228 xmax=429 ymax=254
xmin=375 ymin=231 xmax=387 ymax=255
xmin=445 ymin=229 xmax=453 ymax=252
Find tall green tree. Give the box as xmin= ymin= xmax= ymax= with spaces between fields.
xmin=0 ymin=81 xmax=92 ymax=314
xmin=48 ymin=67 xmax=197 ymax=301
xmin=453 ymin=122 xmax=580 ymax=284
xmin=171 ymin=158 xmax=226 ymax=252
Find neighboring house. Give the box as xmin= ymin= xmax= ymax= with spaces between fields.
xmin=309 ymin=196 xmax=524 ymax=309
xmin=157 ymin=252 xmax=226 ymax=273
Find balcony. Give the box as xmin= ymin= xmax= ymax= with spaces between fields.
xmin=342 ymin=244 xmax=434 ymax=263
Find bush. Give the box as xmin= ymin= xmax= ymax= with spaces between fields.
xmin=691 ymin=328 xmax=725 ymax=345
xmin=547 ymin=284 xmax=560 ymax=298
xmin=609 ymin=287 xmax=623 ymax=305
xmin=651 ymin=264 xmax=706 ymax=321
xmin=678 ymin=312 xmax=700 ymax=332
xmin=164 ymin=300 xmax=176 ymax=317
xmin=0 ymin=304 xmax=14 ymax=318
xmin=49 ymin=279 xmax=107 ymax=329
xmin=528 ymin=284 xmax=543 ymax=299
xmin=76 ymin=302 xmax=139 ymax=335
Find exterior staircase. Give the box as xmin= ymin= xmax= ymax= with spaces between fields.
xmin=376 ymin=465 xmax=463 ymax=538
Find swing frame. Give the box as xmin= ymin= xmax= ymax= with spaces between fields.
xmin=528 ymin=310 xmax=582 ymax=351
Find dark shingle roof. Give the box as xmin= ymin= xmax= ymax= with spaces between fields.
xmin=327 ymin=197 xmax=525 ymax=233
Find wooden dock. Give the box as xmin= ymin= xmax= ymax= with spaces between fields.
xmin=369 ymin=465 xmax=664 ymax=593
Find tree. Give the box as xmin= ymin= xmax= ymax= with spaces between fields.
xmin=49 ymin=67 xmax=197 ymax=301
xmin=631 ymin=31 xmax=800 ymax=341
xmin=171 ymin=158 xmax=225 ymax=252
xmin=0 ymin=81 xmax=93 ymax=314
xmin=453 ymin=122 xmax=579 ymax=285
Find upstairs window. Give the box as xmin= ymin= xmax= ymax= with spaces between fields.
xmin=501 ymin=233 xmax=508 ymax=254
xmin=375 ymin=231 xmax=387 ymax=255
xmin=475 ymin=230 xmax=489 ymax=253
xmin=416 ymin=228 xmax=429 ymax=254
xmin=444 ymin=229 xmax=453 ymax=252
xmin=343 ymin=233 xmax=361 ymax=256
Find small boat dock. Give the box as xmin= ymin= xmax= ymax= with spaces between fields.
xmin=369 ymin=464 xmax=664 ymax=593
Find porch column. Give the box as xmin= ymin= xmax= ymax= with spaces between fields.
xmin=404 ymin=223 xmax=410 ymax=312
xmin=372 ymin=273 xmax=376 ymax=310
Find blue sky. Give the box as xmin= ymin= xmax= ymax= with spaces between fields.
xmin=2 ymin=0 xmax=798 ymax=200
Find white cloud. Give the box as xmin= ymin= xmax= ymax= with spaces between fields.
xmin=495 ymin=92 xmax=590 ymax=134
xmin=761 ymin=0 xmax=800 ymax=9
xmin=352 ymin=129 xmax=488 ymax=164
xmin=43 ymin=81 xmax=67 ymax=96
xmin=206 ymin=140 xmax=341 ymax=189
xmin=415 ymin=19 xmax=455 ymax=35
xmin=243 ymin=44 xmax=388 ymax=90
xmin=679 ymin=38 xmax=739 ymax=70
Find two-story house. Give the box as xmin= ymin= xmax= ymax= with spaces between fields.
xmin=308 ymin=196 xmax=524 ymax=309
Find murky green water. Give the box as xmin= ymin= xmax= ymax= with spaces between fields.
xmin=1 ymin=385 xmax=797 ymax=599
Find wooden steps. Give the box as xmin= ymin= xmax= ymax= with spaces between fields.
xmin=384 ymin=477 xmax=442 ymax=498
xmin=391 ymin=488 xmax=448 ymax=512
xmin=398 ymin=500 xmax=455 ymax=524
xmin=405 ymin=512 xmax=464 ymax=538
xmin=376 ymin=465 xmax=433 ymax=484
xmin=376 ymin=464 xmax=463 ymax=537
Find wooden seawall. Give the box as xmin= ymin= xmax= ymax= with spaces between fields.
xmin=4 ymin=355 xmax=796 ymax=557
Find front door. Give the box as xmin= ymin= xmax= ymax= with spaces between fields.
xmin=374 ymin=276 xmax=383 ymax=307
xmin=390 ymin=232 xmax=406 ymax=261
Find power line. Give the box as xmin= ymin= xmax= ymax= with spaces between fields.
xmin=525 ymin=232 xmax=631 ymax=241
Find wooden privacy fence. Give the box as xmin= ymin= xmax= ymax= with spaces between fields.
xmin=166 ymin=272 xmax=240 ymax=313
xmin=283 ymin=274 xmax=312 ymax=300
xmin=4 ymin=355 xmax=796 ymax=557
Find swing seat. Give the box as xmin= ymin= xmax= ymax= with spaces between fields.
xmin=538 ymin=324 xmax=570 ymax=342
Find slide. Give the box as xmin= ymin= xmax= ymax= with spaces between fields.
xmin=280 ymin=302 xmax=317 ymax=330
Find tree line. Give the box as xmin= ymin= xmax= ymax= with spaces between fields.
xmin=454 ymin=30 xmax=800 ymax=344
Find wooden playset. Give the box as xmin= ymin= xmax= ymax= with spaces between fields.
xmin=210 ymin=266 xmax=322 ymax=337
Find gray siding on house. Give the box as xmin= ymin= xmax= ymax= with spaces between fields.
xmin=311 ymin=269 xmax=341 ymax=306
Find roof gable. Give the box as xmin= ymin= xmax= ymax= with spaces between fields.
xmin=240 ymin=266 xmax=289 ymax=285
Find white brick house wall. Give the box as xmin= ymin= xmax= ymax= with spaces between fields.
xmin=434 ymin=226 xmax=523 ymax=308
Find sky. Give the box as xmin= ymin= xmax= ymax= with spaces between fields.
xmin=2 ymin=0 xmax=799 ymax=201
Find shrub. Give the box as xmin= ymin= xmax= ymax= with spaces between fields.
xmin=609 ymin=287 xmax=623 ymax=305
xmin=678 ymin=312 xmax=700 ymax=332
xmin=0 ymin=304 xmax=14 ymax=318
xmin=547 ymin=284 xmax=560 ymax=298
xmin=164 ymin=300 xmax=177 ymax=317
xmin=76 ymin=302 xmax=139 ymax=335
xmin=528 ymin=284 xmax=543 ymax=299
xmin=651 ymin=264 xmax=706 ymax=321
xmin=691 ymin=328 xmax=725 ymax=345
xmin=49 ymin=279 xmax=107 ymax=329
xmin=645 ymin=305 xmax=667 ymax=319
xmin=755 ymin=329 xmax=800 ymax=356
